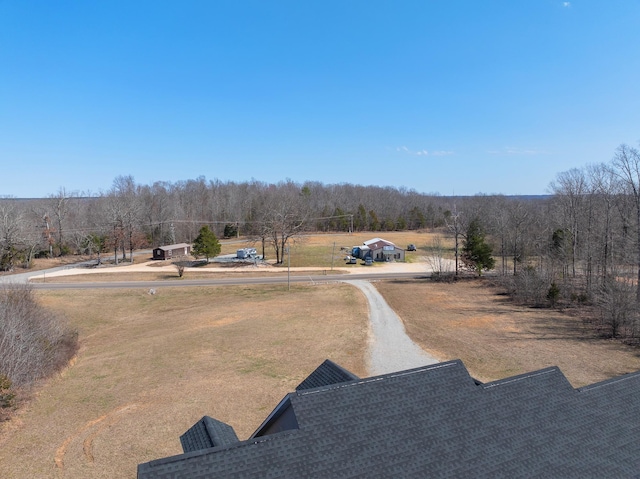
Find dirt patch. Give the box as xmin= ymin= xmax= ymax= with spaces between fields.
xmin=375 ymin=279 xmax=640 ymax=387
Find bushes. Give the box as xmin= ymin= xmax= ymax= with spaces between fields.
xmin=0 ymin=374 xmax=15 ymax=421
xmin=595 ymin=278 xmax=639 ymax=339
xmin=0 ymin=284 xmax=78 ymax=393
xmin=498 ymin=266 xmax=549 ymax=307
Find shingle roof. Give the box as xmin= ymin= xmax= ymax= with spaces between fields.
xmin=180 ymin=416 xmax=239 ymax=453
xmin=295 ymin=359 xmax=359 ymax=391
xmin=138 ymin=360 xmax=640 ymax=478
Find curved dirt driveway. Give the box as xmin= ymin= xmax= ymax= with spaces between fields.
xmin=345 ymin=280 xmax=438 ymax=375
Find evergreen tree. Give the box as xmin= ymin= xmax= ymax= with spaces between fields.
xmin=223 ymin=223 xmax=238 ymax=238
xmin=192 ymin=226 xmax=221 ymax=261
xmin=354 ymin=204 xmax=367 ymax=231
xmin=462 ymin=218 xmax=495 ymax=276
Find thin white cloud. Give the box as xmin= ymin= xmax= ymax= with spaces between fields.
xmin=563 ymin=2 xmax=571 ymax=7
xmin=488 ymin=146 xmax=549 ymax=156
xmin=396 ymin=146 xmax=453 ymax=157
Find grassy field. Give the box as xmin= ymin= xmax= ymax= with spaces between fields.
xmin=376 ymin=279 xmax=640 ymax=387
xmin=3 ymin=231 xmax=640 ymax=478
xmin=231 ymin=230 xmax=454 ymax=268
xmin=0 ymin=284 xmax=368 ymax=479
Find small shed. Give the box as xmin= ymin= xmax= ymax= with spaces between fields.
xmin=152 ymin=243 xmax=191 ymax=260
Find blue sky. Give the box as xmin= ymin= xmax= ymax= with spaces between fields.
xmin=1 ymin=1 xmax=639 ymax=198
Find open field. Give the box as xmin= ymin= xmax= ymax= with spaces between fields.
xmin=0 ymin=284 xmax=368 ymax=479
xmin=377 ymin=279 xmax=640 ymax=387
xmin=283 ymin=231 xmax=454 ymax=267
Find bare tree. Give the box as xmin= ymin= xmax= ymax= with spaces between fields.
xmin=485 ymin=196 xmax=510 ymax=275
xmin=426 ymin=235 xmax=452 ymax=277
xmin=611 ymin=143 xmax=640 ymax=302
xmin=445 ymin=204 xmax=463 ymax=276
xmin=104 ymin=176 xmax=144 ymax=263
xmin=507 ymin=200 xmax=531 ymax=276
xmin=588 ymin=163 xmax=619 ymax=282
xmin=46 ymin=188 xmax=78 ymax=255
xmin=550 ymin=168 xmax=587 ymax=278
xmin=263 ymin=181 xmax=310 ymax=264
xmin=0 ymin=200 xmax=26 ymax=271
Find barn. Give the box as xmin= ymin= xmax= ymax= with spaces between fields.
xmin=152 ymin=243 xmax=191 ymax=260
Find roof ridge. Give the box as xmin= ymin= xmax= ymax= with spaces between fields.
xmin=297 ymin=360 xmax=463 ymax=396
xmin=481 ymin=366 xmax=564 ymax=390
xmin=578 ymin=369 xmax=640 ymax=392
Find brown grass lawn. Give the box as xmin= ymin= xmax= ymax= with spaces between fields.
xmin=0 ymin=284 xmax=368 ymax=479
xmin=376 ymin=279 xmax=640 ymax=387
xmin=284 ymin=230 xmax=454 ymax=267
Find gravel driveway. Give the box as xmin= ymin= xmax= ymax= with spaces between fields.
xmin=345 ymin=280 xmax=438 ymax=376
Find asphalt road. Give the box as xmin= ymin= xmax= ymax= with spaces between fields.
xmin=29 ymin=271 xmax=428 ymax=290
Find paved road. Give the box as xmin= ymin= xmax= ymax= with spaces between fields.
xmin=0 ymin=260 xmax=100 ymax=284
xmin=345 ymin=280 xmax=438 ymax=376
xmin=0 ymin=250 xmax=155 ymax=285
xmin=26 ymin=271 xmax=428 ymax=290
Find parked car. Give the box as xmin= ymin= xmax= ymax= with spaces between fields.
xmin=407 ymin=244 xmax=417 ymax=251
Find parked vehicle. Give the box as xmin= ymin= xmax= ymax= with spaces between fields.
xmin=237 ymin=248 xmax=257 ymax=259
xmin=407 ymin=244 xmax=416 ymax=251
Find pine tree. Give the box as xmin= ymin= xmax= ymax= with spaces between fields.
xmin=462 ymin=218 xmax=495 ymax=276
xmin=192 ymin=226 xmax=221 ymax=262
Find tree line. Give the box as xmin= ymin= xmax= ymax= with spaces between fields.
xmin=2 ymin=142 xmax=640 ymax=339
xmin=0 ymin=177 xmax=456 ymax=268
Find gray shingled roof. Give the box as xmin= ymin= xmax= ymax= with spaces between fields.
xmin=138 ymin=360 xmax=640 ymax=478
xmin=180 ymin=416 xmax=239 ymax=453
xmin=295 ymin=359 xmax=359 ymax=391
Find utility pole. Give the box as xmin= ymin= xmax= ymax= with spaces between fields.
xmin=287 ymin=246 xmax=290 ymax=291
xmin=331 ymin=241 xmax=335 ymax=271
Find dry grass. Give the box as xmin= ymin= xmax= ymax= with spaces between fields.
xmin=30 ymin=269 xmax=347 ymax=283
xmin=376 ymin=279 xmax=640 ymax=387
xmin=0 ymin=284 xmax=368 ymax=479
xmin=286 ymin=230 xmax=453 ymax=267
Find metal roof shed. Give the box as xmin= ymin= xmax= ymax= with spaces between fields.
xmin=152 ymin=243 xmax=191 ymax=260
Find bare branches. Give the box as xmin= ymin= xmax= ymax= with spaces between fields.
xmin=611 ymin=144 xmax=640 ymax=302
xmin=0 ymin=284 xmax=78 ymax=387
